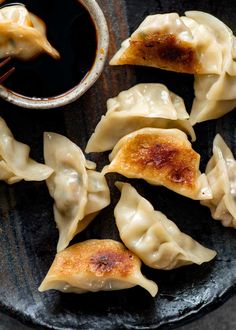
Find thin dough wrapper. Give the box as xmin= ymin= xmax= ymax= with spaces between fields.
xmin=0 ymin=117 xmax=53 ymax=184
xmin=0 ymin=4 xmax=59 ymax=60
xmin=86 ymin=84 xmax=195 ymax=153
xmin=102 ymin=128 xmax=212 ymax=200
xmin=110 ymin=12 xmax=226 ymax=74
xmin=189 ymin=98 xmax=236 ymax=124
xmin=201 ymin=134 xmax=236 ymax=228
xmin=110 ymin=9 xmax=236 ymax=123
xmin=38 ymin=239 xmax=158 ymax=297
xmin=188 ymin=11 xmax=236 ymax=124
xmin=115 ymin=183 xmax=216 ymax=269
xmin=44 ymin=133 xmax=110 ymax=252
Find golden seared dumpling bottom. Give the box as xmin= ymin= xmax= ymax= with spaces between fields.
xmin=111 ymin=33 xmax=198 ymax=74
xmin=110 ymin=11 xmax=226 ymax=75
xmin=39 ymin=239 xmax=158 ymax=297
xmin=85 ymin=83 xmax=195 ymax=153
xmin=103 ymin=128 xmax=211 ymax=200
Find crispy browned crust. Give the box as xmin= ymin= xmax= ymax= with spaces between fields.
xmin=48 ymin=240 xmax=136 ymax=279
xmin=112 ymin=133 xmax=199 ymax=190
xmin=117 ymin=33 xmax=199 ymax=74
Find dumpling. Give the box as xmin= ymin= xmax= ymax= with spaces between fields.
xmin=38 ymin=239 xmax=158 ymax=297
xmin=0 ymin=117 xmax=53 ymax=184
xmin=115 ymin=182 xmax=216 ymax=269
xmin=190 ymin=72 xmax=236 ymax=124
xmin=0 ymin=4 xmax=59 ymax=60
xmin=188 ymin=12 xmax=236 ymax=124
xmin=110 ymin=11 xmax=227 ymax=74
xmin=86 ymin=84 xmax=195 ymax=153
xmin=189 ymin=98 xmax=236 ymax=125
xmin=44 ymin=132 xmax=110 ymax=252
xmin=201 ymin=134 xmax=236 ymax=228
xmin=102 ymin=128 xmax=212 ymax=200
xmin=110 ymin=10 xmax=236 ymax=123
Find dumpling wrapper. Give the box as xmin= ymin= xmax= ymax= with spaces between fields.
xmin=201 ymin=134 xmax=236 ymax=228
xmin=189 ymin=98 xmax=236 ymax=124
xmin=102 ymin=128 xmax=212 ymax=200
xmin=0 ymin=4 xmax=59 ymax=60
xmin=188 ymin=12 xmax=236 ymax=124
xmin=86 ymin=83 xmax=195 ymax=153
xmin=110 ymin=11 xmax=225 ymax=74
xmin=44 ymin=132 xmax=110 ymax=252
xmin=115 ymin=182 xmax=216 ymax=269
xmin=38 ymin=239 xmax=158 ymax=297
xmin=110 ymin=9 xmax=236 ymax=123
xmin=0 ymin=117 xmax=53 ymax=184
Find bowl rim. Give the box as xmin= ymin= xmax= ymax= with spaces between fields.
xmin=0 ymin=0 xmax=109 ymax=109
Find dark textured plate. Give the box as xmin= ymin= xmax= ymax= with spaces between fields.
xmin=1 ymin=0 xmax=236 ymax=329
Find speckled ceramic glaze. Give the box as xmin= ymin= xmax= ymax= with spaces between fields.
xmin=0 ymin=0 xmax=109 ymax=109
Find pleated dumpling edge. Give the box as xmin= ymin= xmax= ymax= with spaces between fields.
xmin=44 ymin=132 xmax=110 ymax=252
xmin=86 ymin=83 xmax=195 ymax=153
xmin=114 ymin=182 xmax=216 ymax=270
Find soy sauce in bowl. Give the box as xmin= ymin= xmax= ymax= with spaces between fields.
xmin=2 ymin=0 xmax=97 ymax=98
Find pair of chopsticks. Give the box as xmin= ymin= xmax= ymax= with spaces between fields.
xmin=0 ymin=57 xmax=15 ymax=83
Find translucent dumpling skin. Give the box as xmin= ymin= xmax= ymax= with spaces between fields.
xmin=44 ymin=132 xmax=110 ymax=252
xmin=0 ymin=116 xmax=53 ymax=184
xmin=0 ymin=4 xmax=59 ymax=60
xmin=115 ymin=182 xmax=216 ymax=270
xmin=39 ymin=239 xmax=158 ymax=297
xmin=110 ymin=10 xmax=236 ymax=123
xmin=86 ymin=83 xmax=195 ymax=153
xmin=201 ymin=134 xmax=236 ymax=228
xmin=188 ymin=11 xmax=236 ymax=124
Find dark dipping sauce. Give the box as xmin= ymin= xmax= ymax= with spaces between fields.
xmin=2 ymin=0 xmax=97 ymax=98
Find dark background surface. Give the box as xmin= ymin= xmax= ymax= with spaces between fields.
xmin=1 ymin=295 xmax=236 ymax=329
xmin=0 ymin=0 xmax=236 ymax=329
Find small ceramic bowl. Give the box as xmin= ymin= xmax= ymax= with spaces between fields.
xmin=0 ymin=0 xmax=109 ymax=109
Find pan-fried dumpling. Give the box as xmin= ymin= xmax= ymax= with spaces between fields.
xmin=102 ymin=128 xmax=212 ymax=200
xmin=188 ymin=12 xmax=236 ymax=124
xmin=110 ymin=11 xmax=227 ymax=74
xmin=110 ymin=10 xmax=236 ymax=123
xmin=0 ymin=4 xmax=59 ymax=60
xmin=201 ymin=134 xmax=236 ymax=228
xmin=86 ymin=84 xmax=195 ymax=153
xmin=38 ymin=239 xmax=158 ymax=297
xmin=44 ymin=133 xmax=110 ymax=252
xmin=0 ymin=117 xmax=53 ymax=184
xmin=115 ymin=182 xmax=216 ymax=269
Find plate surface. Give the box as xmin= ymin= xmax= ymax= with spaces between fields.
xmin=1 ymin=0 xmax=236 ymax=329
